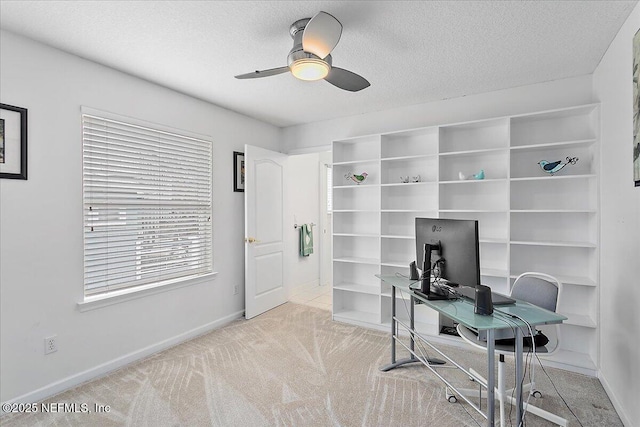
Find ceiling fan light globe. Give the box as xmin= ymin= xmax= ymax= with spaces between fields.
xmin=290 ymin=58 xmax=330 ymax=81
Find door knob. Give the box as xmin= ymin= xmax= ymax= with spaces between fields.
xmin=245 ymin=237 xmax=259 ymax=243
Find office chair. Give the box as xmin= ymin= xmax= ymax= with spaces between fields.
xmin=447 ymin=272 xmax=568 ymax=427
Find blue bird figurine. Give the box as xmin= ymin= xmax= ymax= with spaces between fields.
xmin=538 ymin=157 xmax=579 ymax=175
xmin=473 ymin=170 xmax=485 ymax=180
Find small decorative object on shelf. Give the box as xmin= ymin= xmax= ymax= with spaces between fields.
xmin=345 ymin=172 xmax=368 ymax=184
xmin=411 ymin=175 xmax=421 ymax=183
xmin=400 ymin=176 xmax=409 ymax=183
xmin=538 ymin=156 xmax=579 ymax=175
xmin=458 ymin=170 xmax=484 ymax=180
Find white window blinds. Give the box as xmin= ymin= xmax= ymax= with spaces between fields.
xmin=82 ymin=111 xmax=213 ymax=296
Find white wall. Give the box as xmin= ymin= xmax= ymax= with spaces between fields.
xmin=282 ymin=75 xmax=594 ymax=152
xmin=592 ymin=4 xmax=640 ymax=425
xmin=0 ymin=31 xmax=282 ymax=403
xmin=286 ymin=153 xmax=320 ymax=290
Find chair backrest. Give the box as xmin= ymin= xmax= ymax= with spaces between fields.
xmin=510 ymin=272 xmax=562 ymax=354
xmin=510 ymin=272 xmax=560 ymax=313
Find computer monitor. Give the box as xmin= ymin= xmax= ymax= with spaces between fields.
xmin=415 ymin=218 xmax=480 ymax=297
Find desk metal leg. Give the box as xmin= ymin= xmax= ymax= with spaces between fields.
xmin=486 ymin=329 xmax=495 ymax=427
xmin=410 ymin=293 xmax=415 ymax=354
xmin=380 ymin=286 xmax=419 ymax=371
xmin=515 ymin=327 xmax=524 ymax=425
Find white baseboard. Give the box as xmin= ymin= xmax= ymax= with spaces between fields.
xmin=1 ymin=310 xmax=245 ymax=409
xmin=598 ymin=371 xmax=633 ymax=427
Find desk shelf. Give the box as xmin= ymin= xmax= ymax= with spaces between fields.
xmin=332 ymin=104 xmax=600 ymax=375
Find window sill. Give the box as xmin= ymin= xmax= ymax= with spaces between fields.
xmin=77 ymin=272 xmax=218 ymax=312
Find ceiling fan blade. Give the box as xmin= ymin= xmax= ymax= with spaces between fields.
xmin=235 ymin=66 xmax=289 ymax=79
xmin=325 ymin=67 xmax=370 ymax=92
xmin=302 ymin=11 xmax=342 ymax=59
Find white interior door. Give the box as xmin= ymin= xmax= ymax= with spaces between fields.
xmin=245 ymin=145 xmax=288 ymax=319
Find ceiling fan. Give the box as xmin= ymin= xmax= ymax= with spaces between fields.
xmin=235 ymin=11 xmax=370 ymax=92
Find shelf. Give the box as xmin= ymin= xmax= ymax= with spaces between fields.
xmin=381 ymin=154 xmax=438 ymax=162
xmin=381 ymin=234 xmax=413 ymax=240
xmin=510 ymin=174 xmax=596 ymax=182
xmin=439 ymin=178 xmax=507 ymax=185
xmin=332 ymin=102 xmax=599 ymax=377
xmin=555 ymin=275 xmax=598 ymax=287
xmin=510 ymin=240 xmax=597 ymax=249
xmin=540 ymin=349 xmax=597 ymax=373
xmin=333 ymin=158 xmax=379 ymax=166
xmin=480 ymin=238 xmax=509 ymax=244
xmin=440 ymin=209 xmax=508 ymax=213
xmin=333 ymin=136 xmax=380 ymax=164
xmin=382 ymin=209 xmax=439 ymax=213
xmin=562 ymin=312 xmax=597 ymax=329
xmin=439 ymin=147 xmax=508 ymax=157
xmin=333 ymin=257 xmax=380 ymax=265
xmin=333 ymin=209 xmax=379 ymax=213
xmin=381 ymin=261 xmax=410 ymax=268
xmin=381 ymin=182 xmax=436 ymax=187
xmin=510 ymin=138 xmax=597 ymax=152
xmin=333 ymin=310 xmax=380 ymax=325
xmin=510 ymin=209 xmax=597 ymax=214
xmin=333 ymin=233 xmax=381 ymax=238
xmin=510 ymin=272 xmax=597 ymax=287
xmin=510 ymin=104 xmax=598 ymax=148
xmin=511 ymin=178 xmax=596 ymax=211
xmin=333 ymin=184 xmax=380 ymax=189
xmin=481 ymin=268 xmax=509 ymax=278
xmin=333 ymin=282 xmax=379 ymax=295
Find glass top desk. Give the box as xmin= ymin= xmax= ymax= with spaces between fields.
xmin=376 ymin=274 xmax=566 ymax=427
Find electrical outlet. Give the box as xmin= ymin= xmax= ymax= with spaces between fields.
xmin=233 ymin=285 xmax=239 ymax=295
xmin=44 ymin=335 xmax=58 ymax=355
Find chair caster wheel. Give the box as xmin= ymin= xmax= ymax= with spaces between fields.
xmin=532 ymin=390 xmax=542 ymax=398
xmin=445 ymin=387 xmax=457 ymax=403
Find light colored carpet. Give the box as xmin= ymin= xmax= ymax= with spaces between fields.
xmin=1 ymin=302 xmax=622 ymax=426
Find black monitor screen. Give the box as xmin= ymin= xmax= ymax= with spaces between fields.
xmin=415 ymin=218 xmax=480 ymax=288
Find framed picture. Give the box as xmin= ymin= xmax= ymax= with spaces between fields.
xmin=0 ymin=103 xmax=28 ymax=180
xmin=233 ymin=151 xmax=245 ymax=192
xmin=633 ymin=29 xmax=640 ymax=186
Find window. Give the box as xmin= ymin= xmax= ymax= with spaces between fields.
xmin=82 ymin=109 xmax=212 ymax=297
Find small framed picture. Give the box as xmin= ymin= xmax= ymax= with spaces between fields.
xmin=233 ymin=151 xmax=245 ymax=192
xmin=0 ymin=103 xmax=28 ymax=180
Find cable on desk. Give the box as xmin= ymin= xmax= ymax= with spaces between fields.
xmin=494 ymin=309 xmax=537 ymax=427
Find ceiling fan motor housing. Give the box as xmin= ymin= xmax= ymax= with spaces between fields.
xmin=287 ymin=18 xmax=332 ymax=67
xmin=234 ymin=11 xmax=369 ymax=91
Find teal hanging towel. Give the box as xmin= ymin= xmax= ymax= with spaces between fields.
xmin=300 ymin=224 xmax=314 ymax=257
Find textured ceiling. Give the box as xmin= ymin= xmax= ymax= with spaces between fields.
xmin=0 ymin=1 xmax=636 ymax=127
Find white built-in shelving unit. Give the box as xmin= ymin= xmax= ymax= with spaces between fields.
xmin=332 ymin=104 xmax=600 ymax=376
